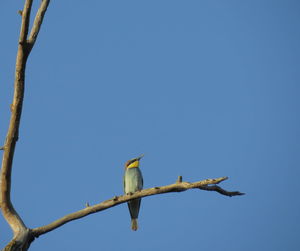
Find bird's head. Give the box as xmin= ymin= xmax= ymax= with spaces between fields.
xmin=125 ymin=154 xmax=144 ymax=169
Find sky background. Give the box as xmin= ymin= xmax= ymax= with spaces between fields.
xmin=0 ymin=1 xmax=300 ymax=250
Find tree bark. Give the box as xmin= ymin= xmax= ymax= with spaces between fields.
xmin=0 ymin=1 xmax=50 ymax=250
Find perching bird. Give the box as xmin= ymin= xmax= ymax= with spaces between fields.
xmin=123 ymin=154 xmax=144 ymax=231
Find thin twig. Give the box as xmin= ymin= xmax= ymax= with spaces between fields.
xmin=32 ymin=176 xmax=244 ymax=237
xmin=199 ymin=185 xmax=245 ymax=197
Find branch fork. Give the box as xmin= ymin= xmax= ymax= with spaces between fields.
xmin=0 ymin=1 xmax=50 ymax=249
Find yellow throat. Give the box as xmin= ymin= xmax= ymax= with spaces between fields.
xmin=127 ymin=160 xmax=140 ymax=169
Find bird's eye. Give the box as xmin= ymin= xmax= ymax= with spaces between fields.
xmin=126 ymin=160 xmax=132 ymax=167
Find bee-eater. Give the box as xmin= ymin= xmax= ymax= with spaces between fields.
xmin=123 ymin=154 xmax=144 ymax=231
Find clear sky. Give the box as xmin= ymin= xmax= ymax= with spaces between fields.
xmin=0 ymin=1 xmax=299 ymax=250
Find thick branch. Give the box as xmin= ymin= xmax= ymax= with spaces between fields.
xmin=0 ymin=0 xmax=50 ymax=239
xmin=0 ymin=0 xmax=34 ymax=235
xmin=32 ymin=176 xmax=244 ymax=237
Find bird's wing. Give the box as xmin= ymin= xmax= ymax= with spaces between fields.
xmin=137 ymin=168 xmax=143 ymax=189
xmin=123 ymin=171 xmax=126 ymax=193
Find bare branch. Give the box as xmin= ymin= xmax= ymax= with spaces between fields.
xmin=0 ymin=0 xmax=50 ymax=239
xmin=27 ymin=0 xmax=50 ymax=50
xmin=32 ymin=176 xmax=244 ymax=237
xmin=0 ymin=0 xmax=34 ymax=235
xmin=19 ymin=0 xmax=33 ymax=45
xmin=199 ymin=185 xmax=245 ymax=197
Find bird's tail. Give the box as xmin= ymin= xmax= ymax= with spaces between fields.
xmin=131 ymin=218 xmax=138 ymax=231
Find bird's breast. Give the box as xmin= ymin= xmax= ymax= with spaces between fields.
xmin=124 ymin=168 xmax=143 ymax=194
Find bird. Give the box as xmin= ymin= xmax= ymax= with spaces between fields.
xmin=123 ymin=154 xmax=144 ymax=231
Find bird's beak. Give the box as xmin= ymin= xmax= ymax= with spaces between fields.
xmin=136 ymin=154 xmax=144 ymax=160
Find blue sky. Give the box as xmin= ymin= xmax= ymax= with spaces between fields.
xmin=0 ymin=1 xmax=299 ymax=250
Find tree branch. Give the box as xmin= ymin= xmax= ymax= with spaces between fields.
xmin=0 ymin=0 xmax=50 ymax=240
xmin=32 ymin=176 xmax=244 ymax=237
xmin=27 ymin=0 xmax=50 ymax=52
xmin=19 ymin=0 xmax=33 ymax=45
xmin=199 ymin=184 xmax=245 ymax=196
xmin=0 ymin=0 xmax=34 ymax=236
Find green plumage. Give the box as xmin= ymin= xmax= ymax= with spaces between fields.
xmin=123 ymin=157 xmax=144 ymax=231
